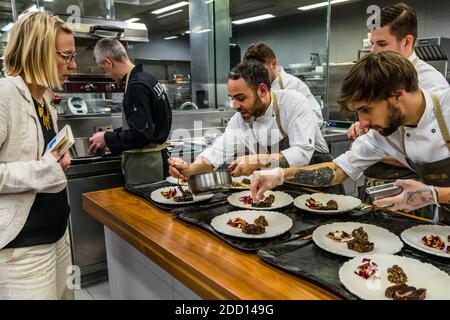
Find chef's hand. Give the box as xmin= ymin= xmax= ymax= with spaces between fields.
xmin=168 ymin=157 xmax=191 ymax=179
xmin=251 ymin=168 xmax=284 ymax=203
xmin=347 ymin=121 xmax=369 ymax=141
xmin=89 ymin=132 xmax=106 ymax=153
xmin=51 ymin=149 xmax=71 ymax=172
xmin=229 ymin=155 xmax=268 ymax=177
xmin=373 ymin=179 xmax=438 ymax=212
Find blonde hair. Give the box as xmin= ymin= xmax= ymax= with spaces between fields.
xmin=3 ymin=11 xmax=73 ymax=89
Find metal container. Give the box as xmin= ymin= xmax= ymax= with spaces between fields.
xmin=188 ymin=169 xmax=232 ymax=195
xmin=70 ymin=137 xmax=105 ymax=158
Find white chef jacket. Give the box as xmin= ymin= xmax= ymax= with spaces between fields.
xmin=272 ymin=66 xmax=324 ymax=125
xmin=410 ymin=52 xmax=449 ymax=92
xmin=200 ymin=89 xmax=329 ymax=169
xmin=334 ymin=89 xmax=450 ymax=181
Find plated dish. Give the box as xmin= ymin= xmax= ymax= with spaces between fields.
xmin=401 ymin=225 xmax=450 ymax=258
xmin=151 ymin=186 xmax=213 ymax=205
xmin=227 ymin=191 xmax=293 ymax=210
xmin=210 ymin=210 xmax=293 ymax=239
xmin=312 ymin=222 xmax=403 ymax=257
xmin=294 ymin=193 xmax=361 ymax=214
xmin=339 ymin=254 xmax=450 ymax=300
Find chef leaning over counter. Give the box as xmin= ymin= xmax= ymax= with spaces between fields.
xmin=89 ymin=38 xmax=172 ymax=185
xmin=347 ymin=3 xmax=450 ymax=210
xmin=243 ymin=42 xmax=324 ymax=127
xmin=251 ymin=51 xmax=450 ymax=224
xmin=169 ymin=61 xmax=335 ymax=184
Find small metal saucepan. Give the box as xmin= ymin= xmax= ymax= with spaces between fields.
xmin=188 ymin=169 xmax=232 ymax=195
xmin=70 ymin=137 xmax=105 ymax=158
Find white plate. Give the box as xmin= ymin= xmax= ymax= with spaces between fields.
xmin=150 ymin=186 xmax=213 ymax=205
xmin=339 ymin=254 xmax=450 ymax=300
xmin=401 ymin=225 xmax=450 ymax=258
xmin=313 ymin=222 xmax=403 ymax=257
xmin=230 ymin=175 xmax=252 ymax=190
xmin=210 ymin=210 xmax=293 ymax=239
xmin=294 ymin=193 xmax=361 ymax=214
xmin=227 ymin=190 xmax=293 ymax=210
xmin=165 ymin=176 xmax=189 ymax=185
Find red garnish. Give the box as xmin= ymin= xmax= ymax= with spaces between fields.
xmin=422 ymin=235 xmax=445 ymax=250
xmin=239 ymin=195 xmax=253 ymax=205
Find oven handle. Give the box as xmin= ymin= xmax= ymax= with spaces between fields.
xmin=90 ymin=25 xmax=124 ymax=39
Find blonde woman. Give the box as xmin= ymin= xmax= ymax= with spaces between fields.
xmin=0 ymin=11 xmax=76 ymax=299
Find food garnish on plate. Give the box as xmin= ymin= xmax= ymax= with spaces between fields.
xmin=347 ymin=227 xmax=374 ymax=253
xmin=226 ymin=215 xmax=268 ymax=235
xmin=327 ymin=230 xmax=354 ymax=242
xmin=422 ymin=235 xmax=446 ymax=250
xmin=354 ymin=258 xmax=380 ymax=280
xmin=305 ymin=197 xmax=338 ymax=210
xmin=239 ymin=194 xmax=275 ymax=208
xmin=231 ymin=178 xmax=251 ymax=188
xmin=161 ymin=188 xmax=177 ymax=199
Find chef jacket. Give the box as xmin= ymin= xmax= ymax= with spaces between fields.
xmin=104 ymin=64 xmax=172 ymax=153
xmin=200 ymin=89 xmax=329 ymax=169
xmin=410 ymin=52 xmax=449 ymax=92
xmin=334 ymin=88 xmax=450 ymax=181
xmin=272 ymin=66 xmax=323 ymax=125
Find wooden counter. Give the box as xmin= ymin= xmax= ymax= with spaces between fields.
xmin=83 ymin=187 xmax=340 ymax=300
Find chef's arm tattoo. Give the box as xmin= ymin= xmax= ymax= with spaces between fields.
xmin=286 ymin=162 xmax=349 ymax=187
xmin=405 ymin=188 xmax=434 ymax=207
xmin=278 ymin=154 xmax=290 ymax=168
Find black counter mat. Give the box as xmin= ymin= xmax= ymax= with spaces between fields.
xmin=124 ymin=182 xmax=229 ymax=212
xmin=171 ymin=188 xmax=371 ymax=251
xmin=257 ymin=211 xmax=450 ymax=299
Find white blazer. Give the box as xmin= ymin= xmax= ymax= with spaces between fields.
xmin=0 ymin=75 xmax=67 ymax=249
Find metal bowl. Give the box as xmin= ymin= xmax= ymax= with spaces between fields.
xmin=70 ymin=137 xmax=105 ymax=158
xmin=188 ymin=169 xmax=232 ymax=195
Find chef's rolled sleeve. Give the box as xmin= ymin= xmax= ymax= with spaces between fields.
xmin=333 ymin=132 xmax=390 ymax=181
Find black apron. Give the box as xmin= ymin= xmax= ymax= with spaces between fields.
xmin=121 ymin=69 xmax=168 ymax=185
xmin=401 ymin=93 xmax=450 ymax=224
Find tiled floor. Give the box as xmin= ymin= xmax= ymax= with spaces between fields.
xmin=74 ymin=279 xmax=111 ymax=300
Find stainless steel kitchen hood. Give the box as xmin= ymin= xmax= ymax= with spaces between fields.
xmin=59 ymin=14 xmax=148 ymax=43
xmin=415 ymin=37 xmax=450 ymax=79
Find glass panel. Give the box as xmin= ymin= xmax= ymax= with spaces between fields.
xmin=115 ymin=0 xmax=220 ymax=112
xmin=229 ymin=0 xmax=329 ymax=120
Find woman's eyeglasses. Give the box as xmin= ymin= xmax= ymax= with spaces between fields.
xmin=57 ymin=51 xmax=77 ymax=64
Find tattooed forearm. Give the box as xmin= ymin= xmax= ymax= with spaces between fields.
xmin=405 ymin=188 xmax=434 ymax=207
xmin=293 ymin=167 xmax=335 ymax=187
xmin=278 ymin=155 xmax=290 ymax=168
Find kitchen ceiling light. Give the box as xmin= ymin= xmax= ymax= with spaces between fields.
xmin=185 ymin=30 xmax=190 ymax=34
xmin=151 ymin=1 xmax=188 ymax=15
xmin=163 ymin=36 xmax=178 ymax=40
xmin=231 ymin=14 xmax=275 ymax=25
xmin=125 ymin=18 xmax=141 ymax=23
xmin=298 ymin=0 xmax=350 ymax=11
xmin=156 ymin=9 xmax=183 ymax=19
xmin=195 ymin=28 xmax=211 ymax=33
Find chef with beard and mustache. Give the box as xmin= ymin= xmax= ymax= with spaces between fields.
xmin=168 ymin=61 xmax=330 ymax=181
xmin=250 ymin=51 xmax=450 ymax=223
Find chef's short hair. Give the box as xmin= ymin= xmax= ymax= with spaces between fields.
xmin=93 ymin=38 xmax=128 ymax=63
xmin=243 ymin=42 xmax=276 ymax=65
xmin=380 ymin=3 xmax=418 ymax=44
xmin=228 ymin=61 xmax=271 ymax=91
xmin=338 ymin=51 xmax=418 ymax=112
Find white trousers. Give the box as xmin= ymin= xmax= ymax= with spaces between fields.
xmin=0 ymin=229 xmax=74 ymax=300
